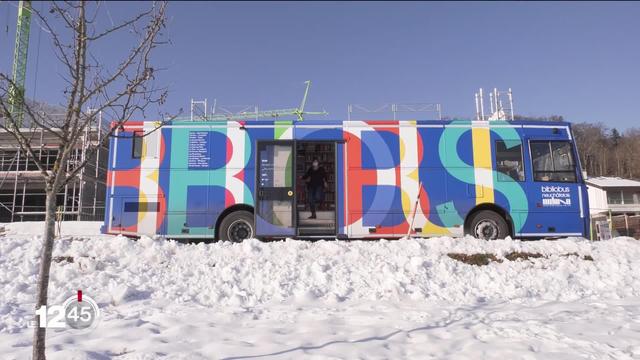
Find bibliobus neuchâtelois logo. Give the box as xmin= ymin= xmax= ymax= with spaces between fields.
xmin=32 ymin=290 xmax=100 ymax=331
xmin=540 ymin=185 xmax=572 ymax=207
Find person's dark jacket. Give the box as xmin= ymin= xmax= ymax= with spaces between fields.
xmin=303 ymin=166 xmax=327 ymax=189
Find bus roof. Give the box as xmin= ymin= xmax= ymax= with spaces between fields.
xmin=125 ymin=119 xmax=572 ymax=128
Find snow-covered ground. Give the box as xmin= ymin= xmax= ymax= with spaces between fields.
xmin=1 ymin=222 xmax=639 ymax=359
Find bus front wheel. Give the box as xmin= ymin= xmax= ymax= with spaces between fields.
xmin=219 ymin=210 xmax=254 ymax=242
xmin=467 ymin=210 xmax=509 ymax=240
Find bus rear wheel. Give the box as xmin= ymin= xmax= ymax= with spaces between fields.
xmin=219 ymin=210 xmax=254 ymax=242
xmin=468 ymin=210 xmax=509 ymax=240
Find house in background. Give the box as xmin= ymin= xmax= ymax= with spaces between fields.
xmin=586 ymin=176 xmax=640 ymax=239
xmin=586 ymin=177 xmax=640 ymax=216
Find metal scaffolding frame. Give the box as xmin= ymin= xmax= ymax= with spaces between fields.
xmin=347 ymin=102 xmax=442 ymax=121
xmin=0 ymin=111 xmax=108 ymax=222
xmin=185 ymin=81 xmax=327 ymax=122
xmin=475 ymin=88 xmax=514 ymax=121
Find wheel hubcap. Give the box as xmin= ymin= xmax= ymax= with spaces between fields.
xmin=228 ymin=220 xmax=253 ymax=242
xmin=474 ymin=220 xmax=499 ymax=240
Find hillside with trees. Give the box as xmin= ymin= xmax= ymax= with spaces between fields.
xmin=572 ymin=122 xmax=640 ymax=180
xmin=506 ymin=115 xmax=637 ymax=180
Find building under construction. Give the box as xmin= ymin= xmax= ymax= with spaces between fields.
xmin=0 ymin=1 xmax=106 ymax=223
xmin=0 ymin=123 xmax=108 ymax=223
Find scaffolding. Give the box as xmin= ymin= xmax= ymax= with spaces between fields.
xmin=0 ymin=112 xmax=108 ymax=222
xmin=185 ymin=81 xmax=327 ymax=122
xmin=347 ymin=102 xmax=443 ymax=121
xmin=475 ymin=88 xmax=514 ymax=121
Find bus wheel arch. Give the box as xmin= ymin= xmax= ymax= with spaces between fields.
xmin=464 ymin=204 xmax=514 ymax=240
xmin=216 ymin=204 xmax=254 ymax=242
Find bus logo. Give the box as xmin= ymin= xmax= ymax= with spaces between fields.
xmin=541 ymin=186 xmax=572 ymax=207
xmin=542 ymin=198 xmax=571 ymax=206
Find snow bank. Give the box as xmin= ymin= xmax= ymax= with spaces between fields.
xmin=1 ymin=221 xmax=103 ymax=237
xmin=1 ymin=224 xmax=639 ymax=358
xmin=2 ymin=231 xmax=639 ymax=323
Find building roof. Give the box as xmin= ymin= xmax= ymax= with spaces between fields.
xmin=586 ymin=177 xmax=640 ymax=189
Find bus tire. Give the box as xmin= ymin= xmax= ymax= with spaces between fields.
xmin=468 ymin=210 xmax=509 ymax=240
xmin=219 ymin=210 xmax=254 ymax=242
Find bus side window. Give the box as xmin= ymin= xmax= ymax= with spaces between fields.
xmin=132 ymin=131 xmax=143 ymax=159
xmin=530 ymin=140 xmax=577 ymax=182
xmin=550 ymin=142 xmax=574 ymax=172
xmin=495 ymin=140 xmax=524 ymax=181
xmin=131 ymin=130 xmax=159 ymax=159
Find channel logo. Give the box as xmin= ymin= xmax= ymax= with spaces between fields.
xmin=31 ymin=290 xmax=100 ymax=332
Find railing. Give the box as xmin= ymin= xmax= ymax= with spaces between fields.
xmin=347 ymin=103 xmax=442 ymax=121
xmin=592 ymin=214 xmax=640 ymax=239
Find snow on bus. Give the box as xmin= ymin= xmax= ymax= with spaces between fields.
xmin=102 ymin=119 xmax=589 ymax=241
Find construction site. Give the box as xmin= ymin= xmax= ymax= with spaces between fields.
xmin=0 ymin=1 xmax=107 ymax=222
xmin=0 ymin=121 xmax=108 ymax=223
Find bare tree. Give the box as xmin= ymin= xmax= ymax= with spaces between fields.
xmin=573 ymin=122 xmax=607 ymax=176
xmin=621 ymin=128 xmax=640 ymax=179
xmin=572 ymin=122 xmax=640 ymax=180
xmin=0 ymin=2 xmax=169 ymax=359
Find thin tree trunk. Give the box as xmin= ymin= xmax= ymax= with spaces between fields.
xmin=605 ymin=146 xmax=608 ymax=175
xmin=32 ymin=190 xmax=58 ymax=360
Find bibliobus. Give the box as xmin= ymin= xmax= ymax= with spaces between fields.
xmin=103 ymin=119 xmax=589 ymax=241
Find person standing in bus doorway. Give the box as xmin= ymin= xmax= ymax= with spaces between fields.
xmin=302 ymin=158 xmax=328 ymax=219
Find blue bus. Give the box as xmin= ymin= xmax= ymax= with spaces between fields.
xmin=103 ymin=118 xmax=589 ymax=241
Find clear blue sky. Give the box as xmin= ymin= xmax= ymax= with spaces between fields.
xmin=2 ymin=1 xmax=639 ymax=128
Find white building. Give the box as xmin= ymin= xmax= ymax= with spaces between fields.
xmin=585 ymin=177 xmax=640 ymax=216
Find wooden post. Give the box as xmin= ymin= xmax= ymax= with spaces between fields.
xmin=56 ymin=206 xmax=63 ymax=238
xmin=625 ymin=214 xmax=629 ymax=237
xmin=406 ymin=182 xmax=423 ymax=238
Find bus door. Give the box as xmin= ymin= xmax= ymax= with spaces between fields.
xmin=108 ymin=197 xmax=138 ymax=234
xmin=255 ymin=141 xmax=296 ymax=237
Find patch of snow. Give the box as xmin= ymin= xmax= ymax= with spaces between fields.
xmin=0 ymin=223 xmax=639 ymax=359
xmin=1 ymin=221 xmax=103 ymax=237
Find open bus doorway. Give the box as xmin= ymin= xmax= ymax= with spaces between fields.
xmin=295 ymin=142 xmax=336 ymax=236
